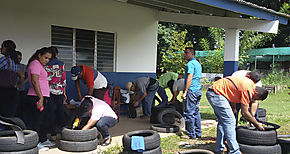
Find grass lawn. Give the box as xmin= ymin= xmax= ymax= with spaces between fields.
xmin=103 ymin=89 xmax=290 ymax=153
xmin=159 ymin=89 xmax=290 ymax=153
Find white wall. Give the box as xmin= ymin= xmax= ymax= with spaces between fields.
xmin=0 ymin=0 xmax=158 ymax=72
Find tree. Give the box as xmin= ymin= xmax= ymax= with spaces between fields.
xmin=160 ymin=30 xmax=193 ymax=75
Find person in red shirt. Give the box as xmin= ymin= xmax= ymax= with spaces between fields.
xmin=71 ymin=65 xmax=107 ymax=100
xmin=206 ymin=76 xmax=268 ymax=154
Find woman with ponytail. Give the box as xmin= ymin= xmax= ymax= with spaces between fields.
xmin=25 ymin=47 xmax=54 ymax=151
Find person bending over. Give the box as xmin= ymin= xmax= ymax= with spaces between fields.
xmin=78 ymin=96 xmax=118 ymax=146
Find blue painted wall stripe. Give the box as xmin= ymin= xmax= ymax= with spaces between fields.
xmin=192 ymin=0 xmax=288 ymax=24
xmin=66 ymin=72 xmax=156 ymax=101
xmin=223 ymin=61 xmax=238 ymax=77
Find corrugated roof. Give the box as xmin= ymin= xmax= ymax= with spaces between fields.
xmin=228 ymin=0 xmax=290 ymax=18
xmin=249 ymin=47 xmax=290 ymax=56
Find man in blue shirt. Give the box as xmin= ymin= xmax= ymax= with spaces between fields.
xmin=181 ymin=47 xmax=202 ymax=139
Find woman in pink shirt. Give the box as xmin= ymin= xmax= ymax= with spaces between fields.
xmin=25 ymin=47 xmax=54 ymax=151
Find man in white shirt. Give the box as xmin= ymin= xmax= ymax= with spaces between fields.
xmin=79 ymin=96 xmax=117 ymax=146
xmin=232 ymin=70 xmax=262 ymax=124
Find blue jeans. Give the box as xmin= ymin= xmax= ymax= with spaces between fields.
xmin=184 ymin=89 xmax=202 ymax=138
xmin=142 ymin=82 xmax=159 ymax=117
xmin=96 ymin=116 xmax=117 ymax=139
xmin=156 ymin=86 xmax=168 ymax=106
xmin=206 ymin=90 xmax=241 ymax=154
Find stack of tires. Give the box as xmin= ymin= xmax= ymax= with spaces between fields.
xmin=0 ymin=130 xmax=39 ymax=154
xmin=150 ymin=105 xmax=185 ymax=133
xmin=256 ymin=108 xmax=267 ymax=122
xmin=240 ymin=108 xmax=267 ymax=122
xmin=177 ymin=149 xmax=215 ymax=154
xmin=0 ymin=116 xmax=39 ymax=154
xmin=58 ymin=127 xmax=99 ymax=152
xmin=122 ymin=130 xmax=162 ymax=154
xmin=277 ymin=134 xmax=290 ymax=154
xmin=236 ymin=126 xmax=281 ymax=154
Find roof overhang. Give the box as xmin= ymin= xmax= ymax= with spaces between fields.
xmin=116 ymin=0 xmax=290 ymax=26
xmin=158 ymin=11 xmax=279 ymax=33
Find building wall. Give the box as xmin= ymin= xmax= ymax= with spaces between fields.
xmin=0 ymin=0 xmax=158 ymax=73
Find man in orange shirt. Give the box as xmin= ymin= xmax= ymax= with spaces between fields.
xmin=71 ymin=65 xmax=108 ymax=100
xmin=206 ymin=76 xmax=268 ymax=154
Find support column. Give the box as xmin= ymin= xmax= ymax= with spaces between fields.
xmin=223 ymin=29 xmax=239 ymax=77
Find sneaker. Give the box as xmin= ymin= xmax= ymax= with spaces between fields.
xmin=180 ymin=135 xmax=197 ymax=140
xmin=101 ymin=137 xmax=112 ymax=146
xmin=50 ymin=135 xmax=57 ymax=141
xmin=41 ymin=139 xmax=55 ymax=147
xmin=37 ymin=143 xmax=49 ymax=151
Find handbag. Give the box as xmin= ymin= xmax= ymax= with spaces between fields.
xmin=0 ymin=57 xmax=17 ymax=88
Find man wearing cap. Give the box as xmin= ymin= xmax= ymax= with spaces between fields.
xmin=71 ymin=65 xmax=107 ymax=100
xmin=126 ymin=77 xmax=159 ymax=119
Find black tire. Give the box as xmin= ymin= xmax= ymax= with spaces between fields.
xmin=277 ymin=136 xmax=290 ymax=154
xmin=277 ymin=134 xmax=290 ymax=138
xmin=58 ymin=138 xmax=98 ymax=152
xmin=150 ymin=106 xmax=175 ymax=124
xmin=177 ymin=149 xmax=215 ymax=154
xmin=169 ymin=100 xmax=184 ymax=115
xmin=151 ymin=124 xmax=179 ymax=133
xmin=0 ymin=147 xmax=38 ymax=154
xmin=236 ymin=126 xmax=277 ymax=146
xmin=61 ymin=127 xmax=98 ymax=142
xmin=0 ymin=116 xmax=26 ymax=130
xmin=123 ymin=146 xmax=162 ymax=154
xmin=0 ymin=130 xmax=38 ymax=152
xmin=158 ymin=109 xmax=185 ymax=128
xmin=239 ymin=143 xmax=281 ymax=154
xmin=258 ymin=117 xmax=268 ymax=122
xmin=122 ymin=130 xmax=160 ymax=151
xmin=257 ymin=108 xmax=266 ymax=117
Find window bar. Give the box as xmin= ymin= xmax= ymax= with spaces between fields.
xmin=94 ymin=32 xmax=98 ymax=70
xmin=72 ymin=28 xmax=76 ymax=66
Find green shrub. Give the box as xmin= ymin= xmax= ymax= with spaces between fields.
xmin=261 ymin=70 xmax=290 ymax=86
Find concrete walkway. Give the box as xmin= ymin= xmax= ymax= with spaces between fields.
xmin=40 ymin=117 xmax=217 ymax=154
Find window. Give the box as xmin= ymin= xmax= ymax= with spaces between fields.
xmin=51 ymin=25 xmax=115 ymax=72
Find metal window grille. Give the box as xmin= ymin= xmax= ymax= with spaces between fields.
xmin=51 ymin=25 xmax=115 ymax=72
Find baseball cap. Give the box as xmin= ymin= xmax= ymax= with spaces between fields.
xmin=71 ymin=66 xmax=82 ymax=80
xmin=126 ymin=82 xmax=133 ymax=92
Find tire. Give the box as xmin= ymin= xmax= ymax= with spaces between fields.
xmin=151 ymin=124 xmax=179 ymax=133
xmin=177 ymin=149 xmax=215 ymax=154
xmin=236 ymin=126 xmax=277 ymax=146
xmin=170 ymin=100 xmax=184 ymax=115
xmin=0 ymin=130 xmax=38 ymax=152
xmin=122 ymin=130 xmax=160 ymax=151
xmin=0 ymin=147 xmax=38 ymax=154
xmin=0 ymin=116 xmax=26 ymax=130
xmin=239 ymin=143 xmax=281 ymax=154
xmin=123 ymin=146 xmax=162 ymax=154
xmin=61 ymin=127 xmax=98 ymax=142
xmin=150 ymin=106 xmax=175 ymax=124
xmin=257 ymin=108 xmax=266 ymax=117
xmin=157 ymin=109 xmax=185 ymax=128
xmin=258 ymin=117 xmax=268 ymax=122
xmin=58 ymin=138 xmax=98 ymax=152
xmin=277 ymin=135 xmax=290 ymax=154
